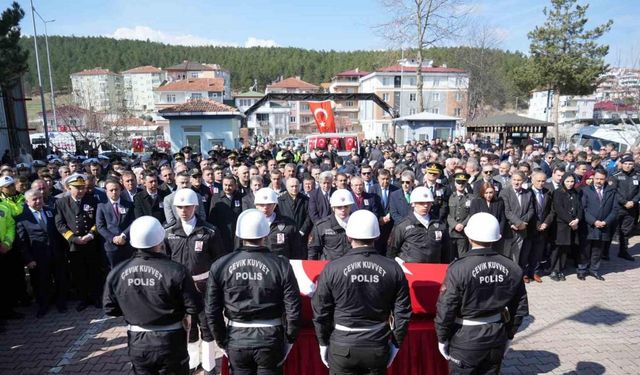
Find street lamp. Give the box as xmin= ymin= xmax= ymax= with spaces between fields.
xmin=34 ymin=9 xmax=57 ymax=132
xmin=29 ymin=0 xmax=50 ymax=150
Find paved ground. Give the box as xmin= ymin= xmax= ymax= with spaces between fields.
xmin=1 ymin=240 xmax=638 ymax=375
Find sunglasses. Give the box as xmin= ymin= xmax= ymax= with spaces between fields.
xmin=483 ymin=171 xmax=492 ymax=174
xmin=361 ymin=172 xmax=371 ymax=175
xmin=401 ymin=181 xmax=412 ymax=184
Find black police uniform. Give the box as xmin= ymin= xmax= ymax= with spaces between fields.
xmin=205 ymin=246 xmax=301 ymax=375
xmin=103 ymin=250 xmax=202 ymax=375
xmin=308 ymin=215 xmax=351 ymax=260
xmin=265 ymin=214 xmax=305 ymax=259
xmin=165 ymin=219 xmax=225 ymax=354
xmin=312 ymin=246 xmax=412 ymax=374
xmin=435 ymin=248 xmax=529 ymax=374
xmin=55 ymin=193 xmax=103 ymax=307
xmin=208 ymin=192 xmax=244 ymax=251
xmin=388 ymin=213 xmax=449 ymax=263
xmin=611 ymin=169 xmax=640 ymax=259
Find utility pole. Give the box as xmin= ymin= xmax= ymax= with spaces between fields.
xmin=34 ymin=9 xmax=57 ymax=132
xmin=29 ymin=0 xmax=50 ymax=150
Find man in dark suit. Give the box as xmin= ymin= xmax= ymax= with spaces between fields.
xmin=16 ymin=189 xmax=68 ymax=317
xmin=308 ymin=171 xmax=335 ymax=224
xmin=278 ymin=177 xmax=313 ymax=249
xmin=579 ymin=169 xmax=618 ymax=280
xmin=350 ymin=176 xmax=382 ymax=218
xmin=96 ymin=179 xmax=135 ymax=268
xmin=540 ymin=152 xmax=555 ymax=178
xmin=120 ymin=170 xmax=140 ymax=203
xmin=500 ymin=171 xmax=535 ymax=274
xmin=360 ymin=165 xmax=378 ymax=193
xmin=527 ymin=172 xmax=555 ymax=283
xmin=372 ymin=169 xmax=398 ymax=254
xmin=54 ymin=174 xmax=102 ymax=312
xmin=544 ymin=167 xmax=565 ymax=192
xmin=158 ymin=164 xmax=176 ymax=195
xmin=134 ymin=171 xmax=169 ymax=223
xmin=208 ymin=175 xmax=244 ymax=251
xmin=389 ymin=170 xmax=415 ymax=223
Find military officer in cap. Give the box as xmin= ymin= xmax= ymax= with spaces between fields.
xmin=181 ymin=146 xmax=197 ymax=170
xmin=254 ymin=188 xmax=305 ymax=259
xmin=447 ymin=173 xmax=473 ymax=259
xmin=388 ymin=186 xmax=449 ymax=263
xmin=104 ymin=216 xmax=202 ymax=375
xmin=308 ymin=189 xmax=354 ymax=260
xmin=610 ymin=155 xmax=639 ymax=261
xmin=312 ymin=210 xmax=412 ymax=374
xmin=436 ymin=213 xmax=529 ymax=374
xmin=54 ymin=174 xmax=102 ymax=311
xmin=423 ymin=162 xmax=450 ymax=223
xmin=165 ymin=189 xmax=225 ymax=374
xmin=205 ymin=209 xmax=302 ymax=375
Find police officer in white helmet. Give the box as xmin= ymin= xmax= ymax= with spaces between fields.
xmin=253 ymin=187 xmax=304 ymax=259
xmin=435 ymin=213 xmax=529 ymax=374
xmin=103 ymin=216 xmax=201 ymax=375
xmin=308 ymin=189 xmax=354 ymax=260
xmin=312 ymin=210 xmax=412 ymax=374
xmin=205 ymin=209 xmax=302 ymax=375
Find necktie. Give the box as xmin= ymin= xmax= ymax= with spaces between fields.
xmin=36 ymin=210 xmax=46 ymax=229
xmin=405 ymin=192 xmax=410 ymax=203
xmin=382 ymin=189 xmax=388 ymax=207
xmin=113 ymin=202 xmax=120 ymax=220
xmin=597 ymin=188 xmax=603 ymax=201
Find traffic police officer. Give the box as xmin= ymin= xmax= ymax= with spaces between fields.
xmin=436 ymin=213 xmax=529 ymax=374
xmin=611 ymin=155 xmax=639 ymax=261
xmin=103 ymin=216 xmax=202 ymax=375
xmin=254 ymin=188 xmax=305 ymax=259
xmin=447 ymin=173 xmax=473 ymax=259
xmin=388 ymin=186 xmax=449 ymax=263
xmin=54 ymin=174 xmax=102 ymax=311
xmin=165 ymin=188 xmax=224 ymax=374
xmin=205 ymin=209 xmax=302 ymax=375
xmin=308 ymin=189 xmax=354 ymax=260
xmin=312 ymin=210 xmax=412 ymax=374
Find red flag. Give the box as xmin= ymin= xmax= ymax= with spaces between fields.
xmin=308 ymin=101 xmax=336 ymax=133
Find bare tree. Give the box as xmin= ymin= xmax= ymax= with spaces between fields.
xmin=377 ymin=0 xmax=469 ymax=112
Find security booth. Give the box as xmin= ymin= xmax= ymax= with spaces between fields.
xmin=465 ymin=114 xmax=552 ymax=147
xmin=392 ymin=112 xmax=460 ymax=143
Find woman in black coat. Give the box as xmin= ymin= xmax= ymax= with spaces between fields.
xmin=469 ymin=181 xmax=507 ymax=252
xmin=550 ymin=172 xmax=584 ymax=281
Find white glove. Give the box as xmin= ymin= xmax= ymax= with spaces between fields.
xmin=387 ymin=343 xmax=400 ymax=368
xmin=277 ymin=342 xmax=294 ymax=367
xmin=504 ymin=340 xmax=512 ymax=356
xmin=438 ymin=341 xmax=450 ymax=360
xmin=319 ymin=345 xmax=329 ymax=368
xmin=220 ymin=348 xmax=228 ymax=358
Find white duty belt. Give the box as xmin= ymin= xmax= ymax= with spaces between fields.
xmin=128 ymin=322 xmax=183 ymax=332
xmin=455 ymin=312 xmax=502 ymax=326
xmin=334 ymin=322 xmax=389 ymax=332
xmin=192 ymin=272 xmax=209 ymax=281
xmin=228 ymin=318 xmax=282 ymax=328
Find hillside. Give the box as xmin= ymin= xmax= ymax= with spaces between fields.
xmin=19 ymin=36 xmax=532 ymax=111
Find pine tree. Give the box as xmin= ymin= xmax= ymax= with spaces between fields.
xmin=0 ymin=2 xmax=28 ymax=89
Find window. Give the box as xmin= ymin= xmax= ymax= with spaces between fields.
xmin=345 ymin=88 xmax=354 ymax=93
xmin=433 ymin=78 xmax=440 ymax=87
xmin=455 ymin=77 xmax=465 ymax=86
xmin=191 ymin=93 xmax=202 ymax=100
xmin=289 ymin=116 xmax=296 ymax=123
xmin=454 ymin=108 xmax=462 ymax=117
xmin=382 ymin=93 xmax=390 ymax=102
xmin=209 ymin=92 xmax=218 ymax=98
xmin=409 ymin=77 xmax=416 ymax=86
xmin=191 ymin=72 xmax=198 ymax=78
xmin=257 ymin=113 xmax=269 ymax=122
xmin=431 ymin=108 xmax=440 ymax=114
xmin=433 ymin=93 xmax=441 ymax=102
xmin=382 ymin=77 xmax=392 ymax=86
xmin=455 ymin=92 xmax=463 ymax=102
xmin=394 ymin=76 xmax=402 ymax=88
xmin=409 ymin=108 xmax=416 ymax=115
xmin=166 ymin=94 xmax=176 ymax=103
xmin=346 ymin=101 xmax=354 ymax=107
xmin=301 ymin=103 xmax=310 ymax=111
xmin=409 ymin=93 xmax=416 ymax=102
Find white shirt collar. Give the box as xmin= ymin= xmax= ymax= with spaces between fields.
xmin=413 ymin=211 xmax=430 ymax=227
xmin=266 ymin=213 xmax=276 ymax=225
xmin=181 ymin=216 xmax=198 ymax=236
xmin=109 ymin=198 xmax=120 ymax=205
xmin=335 ymin=214 xmax=348 ymax=229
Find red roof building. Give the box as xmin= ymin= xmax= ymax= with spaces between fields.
xmin=159 ymin=99 xmax=239 ymax=114
xmin=121 ymin=65 xmax=164 ymax=74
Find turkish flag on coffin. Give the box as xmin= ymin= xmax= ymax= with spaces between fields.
xmin=308 ymin=101 xmax=336 ymax=133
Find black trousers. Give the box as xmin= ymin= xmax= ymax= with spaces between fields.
xmin=190 ymin=281 xmax=214 ymax=343
xmin=526 ymin=234 xmax=546 ymax=277
xmin=128 ymin=330 xmax=189 ymax=375
xmin=5 ymin=248 xmax=29 ymax=305
xmin=227 ymin=346 xmax=284 ymax=375
xmin=29 ymin=254 xmax=68 ymax=309
xmin=618 ymin=212 xmax=636 ymax=255
xmin=105 ymin=246 xmax=134 ymax=269
xmin=450 ymin=237 xmax=470 ymax=260
xmin=448 ymin=346 xmax=504 ymax=375
xmin=328 ymin=344 xmax=388 ymax=375
xmin=578 ymin=240 xmax=609 ymax=274
xmin=68 ymin=243 xmax=103 ymax=303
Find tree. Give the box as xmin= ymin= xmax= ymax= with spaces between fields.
xmin=0 ymin=2 xmax=29 ymax=89
xmin=377 ymin=0 xmax=468 ymax=113
xmin=528 ymin=0 xmax=612 ymax=140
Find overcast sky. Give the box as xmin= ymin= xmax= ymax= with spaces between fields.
xmin=18 ymin=0 xmax=640 ymax=67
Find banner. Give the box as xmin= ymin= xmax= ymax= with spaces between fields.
xmin=308 ymin=100 xmax=336 ymax=133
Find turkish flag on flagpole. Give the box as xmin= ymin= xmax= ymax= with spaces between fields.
xmin=308 ymin=100 xmax=336 ymax=133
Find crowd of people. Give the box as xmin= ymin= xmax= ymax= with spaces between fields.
xmin=0 ymin=135 xmax=638 ymax=372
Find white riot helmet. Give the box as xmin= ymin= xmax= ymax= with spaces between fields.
xmin=129 ymin=216 xmax=166 ymax=249
xmin=330 ymin=189 xmax=355 ymax=207
xmin=410 ymin=186 xmax=434 ymax=204
xmin=235 ymin=209 xmax=270 ymax=240
xmin=346 ymin=210 xmax=380 ymax=239
xmin=464 ymin=213 xmax=501 ymax=243
xmin=254 ymin=187 xmax=279 ymax=205
xmin=173 ymin=188 xmax=199 ymax=206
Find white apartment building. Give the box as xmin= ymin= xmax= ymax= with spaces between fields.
xmin=329 ymin=69 xmax=369 ymax=133
xmin=265 ymin=76 xmax=319 ymax=134
xmin=358 ymin=59 xmax=469 ymax=139
xmin=165 ymin=61 xmax=231 ymax=100
xmin=121 ymin=65 xmax=167 ymax=114
xmin=528 ymin=89 xmax=596 ymax=124
xmin=154 ymin=78 xmax=225 ymax=111
xmin=70 ymin=68 xmax=123 ymax=112
xmin=235 ymin=91 xmax=291 ymax=138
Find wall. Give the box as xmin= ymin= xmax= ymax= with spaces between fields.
xmin=167 ymin=116 xmax=241 ymax=152
xmin=396 ymin=120 xmax=457 ymax=143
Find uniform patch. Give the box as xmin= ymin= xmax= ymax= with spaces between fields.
xmin=634 ymin=180 xmax=639 ymax=186
xmin=465 ymin=200 xmax=471 ymax=207
xmin=234 ymin=200 xmax=241 ymax=207
xmin=277 ymin=233 xmax=285 ymax=244
xmin=434 ymin=230 xmax=443 ymax=241
xmin=364 ymin=199 xmax=369 ymax=206
xmin=119 ymin=207 xmax=127 ymax=214
xmin=46 ymin=211 xmax=53 ymax=218
xmin=277 ymin=224 xmax=285 ymax=231
xmin=324 ymin=229 xmax=336 ymax=235
xmin=405 ymin=225 xmax=415 ymax=231
xmin=194 ymin=241 xmax=203 ymax=252
xmin=436 ymin=189 xmax=443 ymax=197
xmin=83 ymin=204 xmax=92 ymax=212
